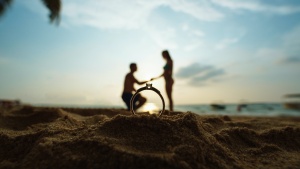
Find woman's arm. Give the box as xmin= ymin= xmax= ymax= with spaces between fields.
xmin=136 ymin=80 xmax=149 ymax=85
xmin=151 ymin=72 xmax=164 ymax=81
xmin=156 ymin=73 xmax=164 ymax=79
xmin=151 ymin=60 xmax=172 ymax=81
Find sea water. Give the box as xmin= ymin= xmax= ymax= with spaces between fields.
xmin=138 ymin=102 xmax=300 ymax=117
xmin=175 ymin=103 xmax=300 ymax=117
xmin=33 ymin=103 xmax=300 ymax=117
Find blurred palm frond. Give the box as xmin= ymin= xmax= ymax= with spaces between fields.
xmin=0 ymin=0 xmax=13 ymax=17
xmin=41 ymin=0 xmax=61 ymax=25
xmin=0 ymin=0 xmax=61 ymax=25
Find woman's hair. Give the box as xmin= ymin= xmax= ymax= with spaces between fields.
xmin=162 ymin=50 xmax=171 ymax=60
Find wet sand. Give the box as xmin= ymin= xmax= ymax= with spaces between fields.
xmin=0 ymin=106 xmax=300 ymax=169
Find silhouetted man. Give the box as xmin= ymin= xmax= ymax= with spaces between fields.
xmin=122 ymin=63 xmax=147 ymax=111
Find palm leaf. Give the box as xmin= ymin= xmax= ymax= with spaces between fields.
xmin=41 ymin=0 xmax=61 ymax=24
xmin=0 ymin=0 xmax=13 ymax=17
xmin=0 ymin=0 xmax=61 ymax=25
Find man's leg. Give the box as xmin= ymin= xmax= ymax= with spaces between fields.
xmin=122 ymin=93 xmax=131 ymax=111
xmin=135 ymin=96 xmax=146 ymax=110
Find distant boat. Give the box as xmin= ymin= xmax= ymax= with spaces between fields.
xmin=237 ymin=104 xmax=247 ymax=112
xmin=283 ymin=94 xmax=300 ymax=111
xmin=210 ymin=104 xmax=226 ymax=110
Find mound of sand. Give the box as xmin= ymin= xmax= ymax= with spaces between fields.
xmin=0 ymin=106 xmax=300 ymax=168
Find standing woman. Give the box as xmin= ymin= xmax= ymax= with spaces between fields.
xmin=151 ymin=50 xmax=174 ymax=111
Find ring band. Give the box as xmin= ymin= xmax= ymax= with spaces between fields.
xmin=130 ymin=83 xmax=165 ymax=116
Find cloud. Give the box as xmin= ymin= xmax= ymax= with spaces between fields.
xmin=18 ymin=0 xmax=48 ymax=19
xmin=214 ymin=29 xmax=245 ymax=50
xmin=183 ymin=41 xmax=203 ymax=51
xmin=256 ymin=25 xmax=300 ymax=65
xmin=191 ymin=68 xmax=225 ymax=84
xmin=176 ymin=63 xmax=226 ymax=85
xmin=278 ymin=56 xmax=300 ymax=64
xmin=211 ymin=0 xmax=300 ymax=15
xmin=176 ymin=63 xmax=212 ymax=78
xmin=283 ymin=25 xmax=300 ymax=53
xmin=19 ymin=0 xmax=220 ymax=49
xmin=63 ymin=0 xmax=153 ymax=29
xmin=215 ymin=38 xmax=239 ymax=50
xmin=181 ymin=23 xmax=205 ymax=51
xmin=59 ymin=0 xmax=224 ymax=30
xmin=144 ymin=25 xmax=178 ymax=49
xmin=168 ymin=0 xmax=223 ymax=21
xmin=182 ymin=23 xmax=205 ymax=37
xmin=279 ymin=25 xmax=300 ymax=64
xmin=20 ymin=0 xmax=300 ymax=30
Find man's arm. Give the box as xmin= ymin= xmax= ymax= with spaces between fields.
xmin=133 ymin=76 xmax=148 ymax=85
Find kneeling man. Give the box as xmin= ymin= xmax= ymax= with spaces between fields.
xmin=122 ymin=63 xmax=148 ymax=111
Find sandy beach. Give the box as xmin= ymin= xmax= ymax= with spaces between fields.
xmin=0 ymin=106 xmax=300 ymax=169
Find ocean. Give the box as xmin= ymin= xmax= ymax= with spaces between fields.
xmin=33 ymin=102 xmax=300 ymax=117
xmin=175 ymin=103 xmax=300 ymax=117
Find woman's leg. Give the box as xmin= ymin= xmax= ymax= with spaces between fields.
xmin=165 ymin=80 xmax=174 ymax=111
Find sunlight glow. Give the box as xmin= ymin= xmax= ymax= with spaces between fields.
xmin=141 ymin=102 xmax=159 ymax=114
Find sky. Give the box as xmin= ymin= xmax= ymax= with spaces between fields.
xmin=0 ymin=0 xmax=300 ymax=107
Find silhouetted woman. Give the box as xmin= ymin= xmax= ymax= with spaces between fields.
xmin=151 ymin=50 xmax=174 ymax=111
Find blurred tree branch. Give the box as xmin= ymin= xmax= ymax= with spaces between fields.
xmin=42 ymin=0 xmax=61 ymax=24
xmin=0 ymin=0 xmax=61 ymax=25
xmin=0 ymin=0 xmax=13 ymax=17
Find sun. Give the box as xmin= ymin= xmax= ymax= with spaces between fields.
xmin=141 ymin=103 xmax=159 ymax=114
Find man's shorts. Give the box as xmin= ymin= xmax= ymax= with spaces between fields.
xmin=122 ymin=92 xmax=141 ymax=110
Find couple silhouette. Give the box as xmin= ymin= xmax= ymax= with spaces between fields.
xmin=121 ymin=50 xmax=174 ymax=112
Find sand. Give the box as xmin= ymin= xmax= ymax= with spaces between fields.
xmin=0 ymin=106 xmax=300 ymax=169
